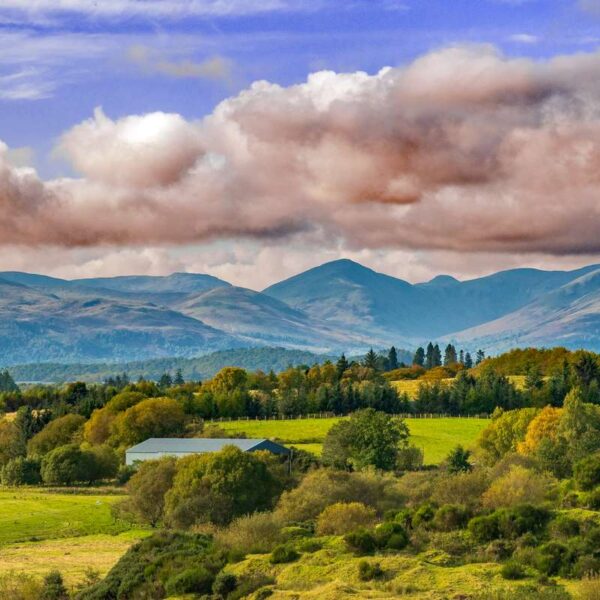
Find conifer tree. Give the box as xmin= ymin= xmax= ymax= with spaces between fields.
xmin=364 ymin=348 xmax=379 ymax=370
xmin=413 ymin=347 xmax=425 ymax=367
xmin=425 ymin=342 xmax=435 ymax=369
xmin=459 ymin=349 xmax=465 ymax=364
xmin=336 ymin=354 xmax=349 ymax=379
xmin=433 ymin=344 xmax=442 ymax=367
xmin=464 ymin=352 xmax=473 ymax=369
xmin=475 ymin=349 xmax=485 ymax=365
xmin=174 ymin=369 xmax=185 ymax=386
xmin=444 ymin=344 xmax=457 ymax=366
xmin=388 ymin=346 xmax=399 ymax=371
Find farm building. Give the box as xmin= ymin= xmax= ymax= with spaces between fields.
xmin=125 ymin=437 xmax=290 ymax=465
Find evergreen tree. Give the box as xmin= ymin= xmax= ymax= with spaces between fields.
xmin=0 ymin=370 xmax=18 ymax=393
xmin=174 ymin=369 xmax=185 ymax=386
xmin=459 ymin=349 xmax=465 ymax=364
xmin=336 ymin=354 xmax=349 ymax=379
xmin=443 ymin=344 xmax=457 ymax=366
xmin=433 ymin=344 xmax=442 ymax=367
xmin=413 ymin=347 xmax=425 ymax=367
xmin=464 ymin=352 xmax=473 ymax=369
xmin=524 ymin=363 xmax=543 ymax=391
xmin=388 ymin=346 xmax=399 ymax=371
xmin=475 ymin=349 xmax=485 ymax=365
xmin=446 ymin=445 xmax=473 ymax=474
xmin=425 ymin=342 xmax=435 ymax=369
xmin=158 ymin=373 xmax=173 ymax=388
xmin=363 ymin=348 xmax=379 ymax=370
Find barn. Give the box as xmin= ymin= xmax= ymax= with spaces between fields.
xmin=125 ymin=437 xmax=291 ymax=465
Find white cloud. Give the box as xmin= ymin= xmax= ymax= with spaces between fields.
xmin=508 ymin=33 xmax=539 ymax=44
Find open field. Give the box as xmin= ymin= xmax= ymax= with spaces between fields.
xmin=0 ymin=487 xmax=148 ymax=587
xmin=219 ymin=416 xmax=489 ymax=463
xmin=391 ymin=374 xmax=527 ymax=398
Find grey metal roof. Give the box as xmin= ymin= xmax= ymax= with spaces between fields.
xmin=126 ymin=437 xmax=288 ymax=455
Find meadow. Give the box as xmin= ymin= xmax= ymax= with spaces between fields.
xmin=0 ymin=488 xmax=148 ymax=587
xmin=219 ymin=416 xmax=489 ymax=464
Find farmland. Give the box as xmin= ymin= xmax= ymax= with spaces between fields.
xmin=219 ymin=416 xmax=489 ymax=463
xmin=0 ymin=488 xmax=148 ymax=587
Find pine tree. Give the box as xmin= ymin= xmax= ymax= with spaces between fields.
xmin=158 ymin=373 xmax=173 ymax=388
xmin=174 ymin=369 xmax=185 ymax=386
xmin=459 ymin=349 xmax=465 ymax=364
xmin=364 ymin=348 xmax=379 ymax=370
xmin=443 ymin=344 xmax=457 ymax=366
xmin=413 ymin=347 xmax=425 ymax=367
xmin=433 ymin=344 xmax=442 ymax=367
xmin=336 ymin=354 xmax=349 ymax=379
xmin=388 ymin=346 xmax=399 ymax=371
xmin=475 ymin=349 xmax=485 ymax=365
xmin=464 ymin=352 xmax=473 ymax=369
xmin=425 ymin=342 xmax=435 ymax=369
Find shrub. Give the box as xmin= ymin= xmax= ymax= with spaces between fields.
xmin=432 ymin=504 xmax=470 ymax=531
xmin=164 ymin=566 xmax=214 ymax=596
xmin=497 ymin=505 xmax=551 ymax=539
xmin=40 ymin=444 xmax=91 ymax=485
xmin=550 ymin=515 xmax=580 ymax=538
xmin=483 ymin=466 xmax=554 ymax=509
xmin=344 ymin=528 xmax=378 ymax=555
xmin=501 ymin=561 xmax=527 ymax=580
xmin=396 ymin=446 xmax=424 ymax=471
xmin=40 ymin=570 xmax=68 ymax=600
xmin=573 ymin=555 xmax=600 ymax=579
xmin=0 ymin=573 xmax=43 ymax=600
xmin=431 ymin=469 xmax=489 ymax=509
xmin=213 ymin=572 xmax=237 ymax=596
xmin=1 ymin=457 xmax=41 ymax=485
xmin=115 ymin=464 xmax=136 ymax=485
xmin=358 ymin=560 xmax=383 ymax=581
xmin=534 ymin=542 xmax=573 ymax=576
xmin=446 ymin=445 xmax=472 ymax=474
xmin=215 ymin=512 xmax=283 ymax=554
xmin=587 ymin=488 xmax=600 ymax=510
xmin=574 ymin=453 xmax=600 ymax=491
xmin=316 ymin=502 xmax=377 ymax=536
xmin=269 ymin=545 xmax=299 ymax=564
xmin=374 ymin=522 xmax=409 ymax=550
xmin=412 ymin=502 xmax=437 ymax=528
xmin=468 ymin=513 xmax=501 ymax=543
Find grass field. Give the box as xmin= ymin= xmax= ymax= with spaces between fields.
xmin=0 ymin=487 xmax=148 ymax=587
xmin=219 ymin=416 xmax=489 ymax=464
xmin=391 ymin=375 xmax=527 ymax=398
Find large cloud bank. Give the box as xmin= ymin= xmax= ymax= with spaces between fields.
xmin=2 ymin=45 xmax=600 ymax=254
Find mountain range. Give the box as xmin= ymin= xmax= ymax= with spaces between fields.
xmin=0 ymin=258 xmax=599 ymax=366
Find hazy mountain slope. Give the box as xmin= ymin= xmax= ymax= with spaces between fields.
xmin=450 ymin=269 xmax=600 ymax=352
xmin=176 ymin=285 xmax=364 ymax=350
xmin=264 ymin=259 xmax=600 ymax=342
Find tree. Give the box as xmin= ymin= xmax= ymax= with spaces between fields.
xmin=1 ymin=457 xmax=41 ymax=485
xmin=363 ymin=349 xmax=379 ymax=370
xmin=41 ymin=570 xmax=68 ymax=600
xmin=0 ymin=419 xmax=25 ymax=466
xmin=425 ymin=343 xmax=435 ymax=369
xmin=174 ymin=369 xmax=185 ymax=386
xmin=446 ymin=445 xmax=472 ymax=474
xmin=165 ymin=446 xmax=282 ymax=527
xmin=110 ymin=397 xmax=186 ymax=447
xmin=336 ymin=354 xmax=350 ymax=378
xmin=476 ymin=349 xmax=486 ymax=365
xmin=517 ymin=405 xmax=562 ymax=454
xmin=40 ymin=444 xmax=92 ymax=485
xmin=413 ymin=347 xmax=425 ymax=367
xmin=0 ymin=370 xmax=18 ymax=393
xmin=27 ymin=414 xmax=85 ymax=457
xmin=322 ymin=408 xmax=409 ymax=471
xmin=388 ymin=347 xmax=399 ymax=371
xmin=525 ymin=363 xmax=544 ymax=391
xmin=444 ymin=344 xmax=457 ymax=366
xmin=459 ymin=350 xmax=465 ymax=365
xmin=122 ymin=457 xmax=177 ymax=526
xmin=159 ymin=373 xmax=173 ymax=388
xmin=464 ymin=352 xmax=473 ymax=369
xmin=433 ymin=344 xmax=442 ymax=367
xmin=574 ymin=453 xmax=600 ymax=491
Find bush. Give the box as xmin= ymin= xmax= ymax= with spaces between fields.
xmin=0 ymin=573 xmax=43 ymax=600
xmin=501 ymin=561 xmax=527 ymax=580
xmin=357 ymin=560 xmax=383 ymax=581
xmin=550 ymin=515 xmax=580 ymax=538
xmin=412 ymin=502 xmax=437 ymax=528
xmin=164 ymin=566 xmax=214 ymax=596
xmin=573 ymin=555 xmax=600 ymax=579
xmin=483 ymin=466 xmax=554 ymax=509
xmin=497 ymin=505 xmax=551 ymax=539
xmin=574 ymin=453 xmax=600 ymax=491
xmin=269 ymin=545 xmax=299 ymax=564
xmin=40 ymin=444 xmax=91 ymax=485
xmin=344 ymin=528 xmax=378 ymax=555
xmin=374 ymin=522 xmax=409 ymax=550
xmin=316 ymin=502 xmax=377 ymax=536
xmin=213 ymin=572 xmax=237 ymax=596
xmin=215 ymin=512 xmax=283 ymax=554
xmin=115 ymin=464 xmax=136 ymax=485
xmin=396 ymin=446 xmax=424 ymax=471
xmin=1 ymin=457 xmax=41 ymax=485
xmin=586 ymin=488 xmax=600 ymax=510
xmin=468 ymin=513 xmax=501 ymax=543
xmin=534 ymin=542 xmax=573 ymax=576
xmin=432 ymin=504 xmax=470 ymax=532
xmin=40 ymin=570 xmax=68 ymax=600
xmin=431 ymin=470 xmax=489 ymax=509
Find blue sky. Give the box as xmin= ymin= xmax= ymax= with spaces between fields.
xmin=0 ymin=0 xmax=600 ymax=287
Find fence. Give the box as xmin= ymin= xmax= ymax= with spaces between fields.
xmin=205 ymin=412 xmax=490 ymax=423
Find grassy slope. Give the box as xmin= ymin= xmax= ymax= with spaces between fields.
xmin=391 ymin=375 xmax=527 ymax=399
xmin=0 ymin=488 xmax=148 ymax=586
xmin=219 ymin=417 xmax=489 ymax=464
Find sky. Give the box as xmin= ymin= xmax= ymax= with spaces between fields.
xmin=1 ymin=0 xmax=600 ymax=288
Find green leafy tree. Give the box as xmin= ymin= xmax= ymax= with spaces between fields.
xmin=446 ymin=445 xmax=472 ymax=474
xmin=165 ymin=446 xmax=282 ymax=527
xmin=322 ymin=408 xmax=409 ymax=471
xmin=27 ymin=414 xmax=85 ymax=457
xmin=0 ymin=419 xmax=25 ymax=466
xmin=40 ymin=444 xmax=91 ymax=485
xmin=1 ymin=456 xmax=41 ymax=485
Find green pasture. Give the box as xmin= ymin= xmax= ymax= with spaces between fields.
xmin=219 ymin=416 xmax=489 ymax=464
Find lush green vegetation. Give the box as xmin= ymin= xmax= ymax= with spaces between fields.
xmin=218 ymin=416 xmax=489 ymax=463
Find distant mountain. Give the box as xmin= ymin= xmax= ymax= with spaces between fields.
xmin=7 ymin=347 xmax=336 ymax=383
xmin=0 ymin=259 xmax=599 ymax=365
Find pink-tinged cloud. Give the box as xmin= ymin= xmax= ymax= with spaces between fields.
xmin=2 ymin=44 xmax=600 ymax=254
